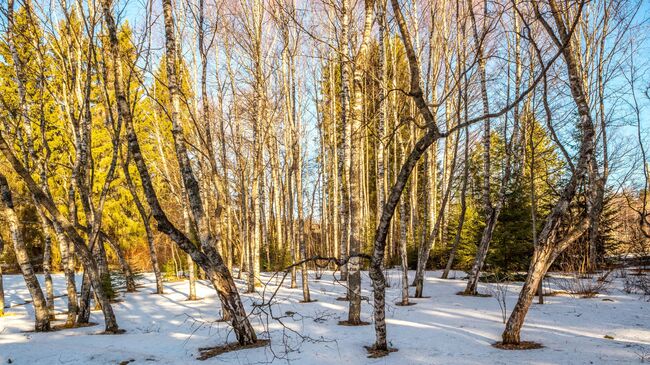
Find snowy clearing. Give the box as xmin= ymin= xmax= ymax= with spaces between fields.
xmin=1 ymin=270 xmax=649 ymax=364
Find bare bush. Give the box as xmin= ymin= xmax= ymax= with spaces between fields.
xmin=551 ymin=271 xmax=611 ymax=298
xmin=634 ymin=345 xmax=650 ymax=363
xmin=488 ymin=275 xmax=510 ymax=323
xmin=623 ymin=273 xmax=650 ymax=301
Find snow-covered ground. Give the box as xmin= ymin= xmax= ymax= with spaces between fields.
xmin=1 ymin=269 xmax=648 ymax=364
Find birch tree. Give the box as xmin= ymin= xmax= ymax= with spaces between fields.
xmin=100 ymin=0 xmax=257 ymax=345
xmin=0 ymin=174 xmax=50 ymax=331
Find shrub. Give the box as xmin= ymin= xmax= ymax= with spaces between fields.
xmin=551 ymin=272 xmax=610 ymax=298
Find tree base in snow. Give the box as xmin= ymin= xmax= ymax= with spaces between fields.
xmin=337 ymin=320 xmax=370 ymax=326
xmin=493 ymin=341 xmax=543 ymax=350
xmin=299 ymin=299 xmax=318 ymax=303
xmin=395 ymin=301 xmax=417 ymax=306
xmin=23 ymin=321 xmax=100 ymax=333
xmin=456 ymin=291 xmax=492 ymax=297
xmin=365 ymin=345 xmax=398 ymax=358
xmin=197 ymin=339 xmax=270 ymax=360
xmin=100 ymin=328 xmax=126 ymax=335
xmin=51 ymin=321 xmax=99 ymax=331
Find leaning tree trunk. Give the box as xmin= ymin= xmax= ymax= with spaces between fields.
xmin=462 ymin=0 xmax=496 ymax=296
xmin=122 ymin=156 xmax=163 ymax=294
xmin=0 ymin=174 xmax=50 ymax=331
xmin=0 ymin=138 xmax=120 ymax=332
xmin=397 ymin=130 xmax=410 ymax=305
xmin=5 ymin=0 xmax=50 ymax=330
xmin=442 ymin=126 xmax=469 ymax=279
xmin=413 ymin=130 xmax=458 ymax=297
xmin=465 ymin=211 xmax=498 ymax=294
xmin=502 ymin=0 xmax=593 ymax=344
xmin=502 ymin=217 xmax=589 ymax=343
xmin=367 ymin=0 xmax=448 ymax=351
xmin=100 ymin=0 xmax=256 ymax=344
xmin=502 ymin=245 xmax=553 ymax=344
xmin=78 ymin=234 xmax=113 ymax=324
xmin=76 ymin=272 xmax=92 ymax=324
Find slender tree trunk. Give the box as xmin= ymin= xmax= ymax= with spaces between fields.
xmin=399 ymin=174 xmax=409 ymax=305
xmin=442 ymin=128 xmax=469 ymax=279
xmin=338 ymin=0 xmax=351 ymax=285
xmin=414 ymin=131 xmax=458 ymax=297
xmin=6 ymin=0 xmax=51 ymax=330
xmin=377 ymin=0 xmax=389 ymax=273
xmin=52 ymin=224 xmax=78 ymax=326
xmin=345 ymin=0 xmax=374 ymax=325
xmin=296 ymin=130 xmax=311 ymax=302
xmin=463 ymin=0 xmax=495 ymax=296
xmin=465 ymin=212 xmax=498 ymax=294
xmin=0 ymin=174 xmax=50 ymax=331
xmin=122 ymin=156 xmax=163 ymax=294
xmin=38 ymin=210 xmax=55 ymax=319
xmin=183 ymin=203 xmax=198 ymax=301
xmin=529 ymin=92 xmax=542 ymax=304
xmin=77 ymin=274 xmax=92 ymax=324
xmin=188 ymin=253 xmax=197 ymax=300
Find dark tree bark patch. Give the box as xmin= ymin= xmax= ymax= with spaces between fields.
xmin=395 ymin=302 xmax=417 ymax=306
xmin=493 ymin=341 xmax=543 ymax=350
xmin=337 ymin=320 xmax=371 ymax=326
xmin=456 ymin=291 xmax=492 ymax=297
xmin=365 ymin=345 xmax=398 ymax=358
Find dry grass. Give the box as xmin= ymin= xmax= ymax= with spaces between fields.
xmin=551 ymin=273 xmax=610 ymax=298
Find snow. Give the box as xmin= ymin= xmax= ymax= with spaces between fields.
xmin=1 ymin=270 xmax=649 ymax=364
